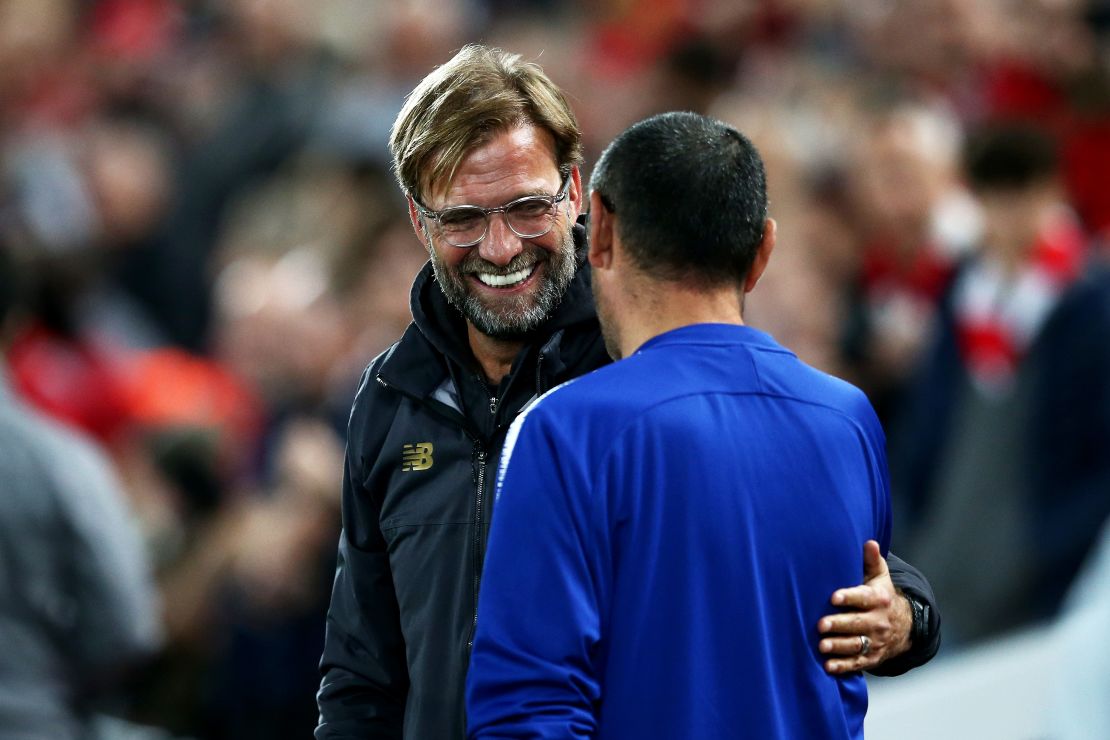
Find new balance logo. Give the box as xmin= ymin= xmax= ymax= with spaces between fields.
xmin=401 ymin=443 xmax=434 ymax=471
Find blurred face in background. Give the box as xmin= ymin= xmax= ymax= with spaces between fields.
xmin=412 ymin=124 xmax=582 ymax=339
xmin=977 ymin=180 xmax=1061 ymax=265
xmin=855 ymin=113 xmax=955 ymax=250
xmin=213 ymin=248 xmax=347 ymax=404
xmin=84 ymin=121 xmax=172 ymax=245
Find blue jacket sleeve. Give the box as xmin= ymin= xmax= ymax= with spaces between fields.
xmin=467 ymin=405 xmax=606 ymax=739
xmin=317 ymin=365 xmax=409 ymax=739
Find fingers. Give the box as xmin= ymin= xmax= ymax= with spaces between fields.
xmin=818 ymin=612 xmax=892 ymax=639
xmin=829 ymin=541 xmax=895 ymax=607
xmin=817 ymin=542 xmax=901 ymax=675
xmin=862 ymin=539 xmax=889 ymax=582
xmin=829 ymin=584 xmax=892 ymax=610
xmin=825 ymin=654 xmax=882 ymax=675
xmin=818 ymin=636 xmax=866 ymax=656
xmin=820 ymin=633 xmax=885 ymax=674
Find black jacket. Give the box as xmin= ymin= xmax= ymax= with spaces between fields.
xmin=316 ymin=225 xmax=940 ymax=739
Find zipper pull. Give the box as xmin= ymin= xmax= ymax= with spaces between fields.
xmin=489 ymin=396 xmax=498 ymax=415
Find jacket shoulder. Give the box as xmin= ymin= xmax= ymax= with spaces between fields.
xmin=346 ymin=344 xmax=404 ymax=458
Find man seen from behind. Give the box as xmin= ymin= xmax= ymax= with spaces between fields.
xmin=467 ymin=111 xmax=893 ymax=738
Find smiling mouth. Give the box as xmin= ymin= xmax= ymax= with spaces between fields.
xmin=472 ymin=263 xmax=537 ymax=289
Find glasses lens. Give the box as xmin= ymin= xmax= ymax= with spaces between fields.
xmin=437 ymin=207 xmax=486 ymax=246
xmin=506 ymin=198 xmax=556 ymax=238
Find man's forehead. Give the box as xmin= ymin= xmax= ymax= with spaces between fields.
xmin=423 ymin=123 xmax=561 ymax=204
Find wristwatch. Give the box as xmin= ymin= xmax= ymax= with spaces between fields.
xmin=906 ymin=593 xmax=930 ymax=647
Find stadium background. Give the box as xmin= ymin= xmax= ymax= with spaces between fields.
xmin=1 ymin=0 xmax=1108 ymax=738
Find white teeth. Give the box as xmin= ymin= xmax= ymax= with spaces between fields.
xmin=475 ymin=265 xmax=534 ymax=288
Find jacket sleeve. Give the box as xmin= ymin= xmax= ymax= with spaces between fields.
xmin=317 ymin=364 xmax=409 ymax=739
xmin=466 ymin=406 xmax=603 ymax=739
xmin=868 ymin=552 xmax=942 ymax=677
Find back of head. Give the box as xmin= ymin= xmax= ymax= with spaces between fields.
xmin=588 ymin=111 xmax=767 ymax=286
xmin=389 ymin=44 xmax=583 ymax=203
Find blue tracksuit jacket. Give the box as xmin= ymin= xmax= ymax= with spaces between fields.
xmin=466 ymin=323 xmax=891 ymax=739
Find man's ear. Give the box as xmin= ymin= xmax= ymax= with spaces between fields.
xmin=566 ymin=165 xmax=583 ymax=221
xmin=587 ymin=191 xmax=614 ymax=271
xmin=407 ymin=197 xmax=429 ymax=248
xmin=743 ymin=218 xmax=776 ymax=294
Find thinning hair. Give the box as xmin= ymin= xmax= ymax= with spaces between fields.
xmin=389 ymin=44 xmax=583 ymax=203
xmin=589 ymin=111 xmax=767 ymax=287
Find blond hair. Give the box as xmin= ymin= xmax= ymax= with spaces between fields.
xmin=389 ymin=44 xmax=582 ymax=203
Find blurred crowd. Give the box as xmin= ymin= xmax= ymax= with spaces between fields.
xmin=1 ymin=0 xmax=1109 ymax=737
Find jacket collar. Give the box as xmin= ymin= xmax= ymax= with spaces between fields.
xmin=636 ymin=323 xmax=784 ymax=354
xmin=377 ymin=221 xmax=599 ymax=401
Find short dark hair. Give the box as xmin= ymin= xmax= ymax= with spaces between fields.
xmin=588 ymin=111 xmax=767 ymax=286
xmin=964 ymin=123 xmax=1058 ymax=192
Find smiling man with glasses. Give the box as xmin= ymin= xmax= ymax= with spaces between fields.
xmin=316 ymin=44 xmax=942 ymax=740
xmin=411 ymin=152 xmax=578 ymax=343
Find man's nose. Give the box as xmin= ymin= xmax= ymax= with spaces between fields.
xmin=476 ymin=213 xmax=524 ymax=267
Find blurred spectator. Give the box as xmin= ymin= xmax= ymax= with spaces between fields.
xmin=890 ymin=123 xmax=1110 ymax=645
xmin=646 ymin=34 xmax=738 ymax=116
xmin=840 ymin=102 xmax=981 ymax=423
xmin=116 ymin=349 xmax=341 ymax=740
xmin=4 ymin=117 xmax=177 ymax=444
xmin=0 ymin=243 xmax=162 ymax=738
xmin=973 ymin=0 xmax=1110 ymax=237
xmin=845 ymin=0 xmax=1001 ymax=108
xmin=113 ymin=0 xmax=338 ymax=351
xmin=120 ymin=155 xmax=361 ymax=739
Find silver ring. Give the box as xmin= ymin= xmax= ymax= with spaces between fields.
xmin=859 ymin=635 xmax=872 ymax=656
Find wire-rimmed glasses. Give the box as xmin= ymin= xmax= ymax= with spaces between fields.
xmin=414 ymin=176 xmax=571 ymax=248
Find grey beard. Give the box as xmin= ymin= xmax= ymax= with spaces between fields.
xmin=430 ymin=233 xmax=577 ymax=340
xmin=457 ymin=280 xmax=561 ymax=338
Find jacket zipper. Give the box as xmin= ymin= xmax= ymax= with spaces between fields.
xmin=375 ymin=372 xmax=494 ymax=651
xmin=469 ymin=445 xmax=487 ymax=649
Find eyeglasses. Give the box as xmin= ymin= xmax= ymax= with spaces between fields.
xmin=414 ymin=176 xmax=572 ymax=248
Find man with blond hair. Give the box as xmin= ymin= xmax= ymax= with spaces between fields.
xmin=316 ymin=45 xmax=940 ymax=740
